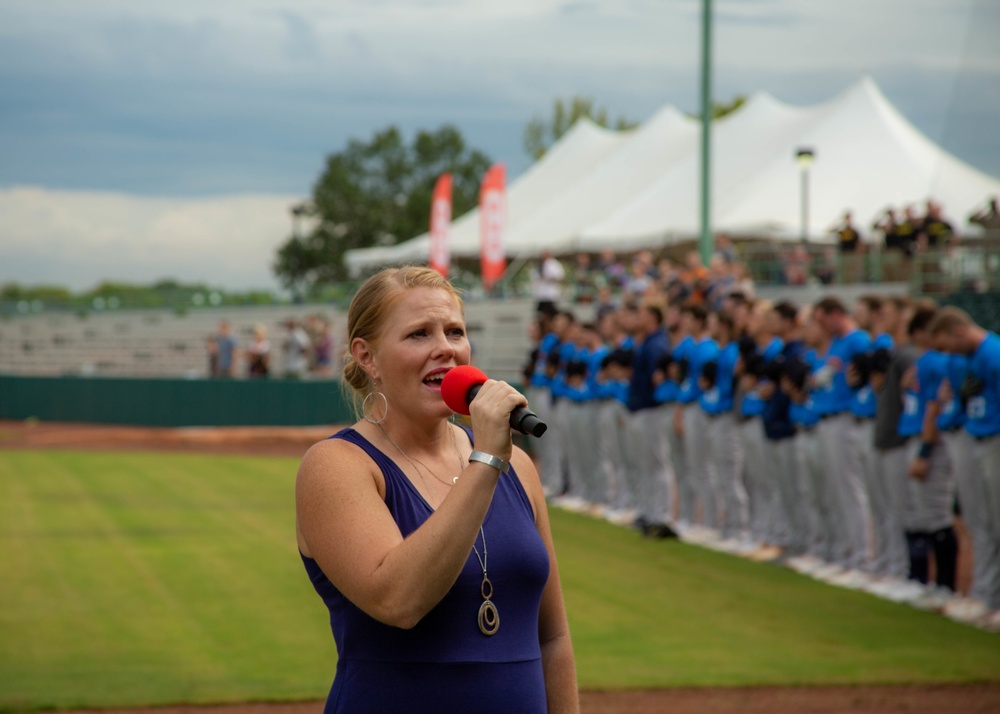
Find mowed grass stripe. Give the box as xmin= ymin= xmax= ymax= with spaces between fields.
xmin=2 ymin=450 xmax=999 ymax=711
xmin=552 ymin=508 xmax=1000 ymax=687
xmin=0 ymin=451 xmax=334 ymax=711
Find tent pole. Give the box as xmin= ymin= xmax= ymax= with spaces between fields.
xmin=699 ymin=0 xmax=714 ymax=266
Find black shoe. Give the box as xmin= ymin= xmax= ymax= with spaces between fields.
xmin=645 ymin=522 xmax=679 ymax=539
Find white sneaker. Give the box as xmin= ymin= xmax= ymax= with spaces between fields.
xmin=913 ymin=585 xmax=955 ymax=612
xmin=944 ymin=597 xmax=990 ymax=624
xmin=828 ymin=569 xmax=872 ymax=590
xmin=812 ymin=564 xmax=845 ymax=582
xmin=979 ymin=609 xmax=1000 ymax=632
xmin=882 ymin=580 xmax=928 ymax=605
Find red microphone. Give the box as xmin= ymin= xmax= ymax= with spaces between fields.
xmin=441 ymin=365 xmax=548 ymax=437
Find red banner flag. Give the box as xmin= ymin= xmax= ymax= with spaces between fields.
xmin=479 ymin=164 xmax=506 ymax=291
xmin=429 ymin=173 xmax=452 ymax=277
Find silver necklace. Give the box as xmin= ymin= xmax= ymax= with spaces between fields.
xmin=471 ymin=528 xmax=499 ymax=636
xmin=375 ymin=422 xmax=499 ymax=636
xmin=375 ymin=421 xmax=463 ymax=486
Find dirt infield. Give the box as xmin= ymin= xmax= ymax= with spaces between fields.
xmin=3 ymin=420 xmax=999 ymax=714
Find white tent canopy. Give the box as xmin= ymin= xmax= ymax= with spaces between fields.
xmin=346 ymin=77 xmax=1000 ymax=272
xmin=344 ymin=119 xmax=627 ymax=275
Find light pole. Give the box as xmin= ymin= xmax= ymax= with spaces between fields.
xmin=698 ymin=0 xmax=714 ymax=265
xmin=290 ymin=201 xmax=312 ymax=239
xmin=795 ymin=148 xmax=815 ymax=243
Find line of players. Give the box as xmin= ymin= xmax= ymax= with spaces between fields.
xmin=524 ymin=294 xmax=1000 ymax=629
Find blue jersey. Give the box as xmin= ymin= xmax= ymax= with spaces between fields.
xmin=937 ymin=353 xmax=968 ymax=432
xmin=666 ymin=335 xmax=694 ymax=402
xmin=790 ymin=381 xmax=821 ymax=429
xmin=678 ymin=336 xmax=720 ymax=404
xmin=964 ymin=332 xmax=1000 ymax=438
xmin=653 ymin=374 xmax=679 ymax=404
xmin=700 ymin=342 xmax=738 ymax=415
xmin=813 ymin=329 xmax=870 ymax=415
xmin=583 ymin=345 xmax=610 ymax=401
xmin=609 ymin=379 xmax=630 ymax=406
xmin=849 ymin=332 xmax=892 ymax=419
xmin=530 ymin=333 xmax=559 ymax=388
xmin=873 ymin=332 xmax=894 ymax=351
xmin=898 ymin=350 xmax=948 ymax=438
xmin=739 ymin=338 xmax=783 ymax=417
xmin=550 ymin=341 xmax=582 ymax=401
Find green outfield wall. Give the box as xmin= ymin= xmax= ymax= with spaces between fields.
xmin=0 ymin=375 xmax=355 ymax=427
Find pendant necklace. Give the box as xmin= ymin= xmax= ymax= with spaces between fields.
xmin=471 ymin=526 xmax=500 ymax=636
xmin=376 ymin=422 xmax=500 ymax=636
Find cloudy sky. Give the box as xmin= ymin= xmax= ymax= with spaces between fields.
xmin=1 ymin=0 xmax=998 ymax=291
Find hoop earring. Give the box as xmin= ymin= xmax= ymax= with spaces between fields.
xmin=363 ymin=388 xmax=388 ymax=424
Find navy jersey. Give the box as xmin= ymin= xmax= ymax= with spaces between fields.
xmin=627 ymin=329 xmax=670 ymax=412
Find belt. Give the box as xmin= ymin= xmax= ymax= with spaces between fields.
xmin=973 ymin=433 xmax=999 ymax=442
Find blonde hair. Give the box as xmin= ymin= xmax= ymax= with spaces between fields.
xmin=342 ymin=266 xmax=464 ymax=404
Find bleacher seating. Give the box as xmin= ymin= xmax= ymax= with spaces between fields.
xmin=0 ymin=299 xmax=541 ymax=386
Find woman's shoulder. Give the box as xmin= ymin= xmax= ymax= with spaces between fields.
xmin=298 ymin=426 xmax=379 ymax=486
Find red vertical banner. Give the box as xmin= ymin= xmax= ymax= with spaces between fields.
xmin=429 ymin=173 xmax=452 ymax=278
xmin=479 ymin=164 xmax=506 ymax=291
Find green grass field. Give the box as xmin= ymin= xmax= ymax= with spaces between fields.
xmin=2 ymin=449 xmax=998 ymax=711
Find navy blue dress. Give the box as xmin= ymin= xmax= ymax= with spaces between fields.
xmin=300 ymin=428 xmax=551 ymax=713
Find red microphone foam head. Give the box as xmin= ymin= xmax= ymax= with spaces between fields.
xmin=441 ymin=365 xmax=487 ymax=415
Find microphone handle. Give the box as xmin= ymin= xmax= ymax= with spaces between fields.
xmin=464 ymin=385 xmax=548 ymax=438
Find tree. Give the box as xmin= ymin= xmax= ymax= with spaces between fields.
xmin=523 ymin=97 xmax=638 ymax=161
xmin=688 ymin=95 xmax=747 ymax=121
xmin=272 ymin=125 xmax=492 ymax=289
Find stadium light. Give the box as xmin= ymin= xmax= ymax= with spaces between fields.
xmin=795 ymin=147 xmax=815 ymax=242
xmin=290 ymin=201 xmax=312 ymax=239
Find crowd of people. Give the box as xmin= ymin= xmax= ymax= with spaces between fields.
xmin=522 ymin=288 xmax=1000 ymax=631
xmin=533 ymin=242 xmax=756 ymax=314
xmin=205 ymin=314 xmax=339 ymax=379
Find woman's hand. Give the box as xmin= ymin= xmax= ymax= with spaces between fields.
xmin=467 ymin=378 xmax=527 ymax=462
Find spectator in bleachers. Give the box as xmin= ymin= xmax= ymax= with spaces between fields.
xmin=282 ymin=318 xmax=312 ymax=379
xmin=703 ymin=254 xmax=735 ymax=312
xmin=921 ymin=200 xmax=954 ymax=250
xmin=782 ymin=245 xmax=810 ymax=286
xmin=969 ymin=196 xmax=1000 ymax=239
xmin=596 ymin=248 xmax=627 ymax=290
xmin=622 ymin=253 xmax=654 ymax=305
xmin=679 ymin=251 xmax=710 ymax=305
xmin=833 ymin=211 xmax=862 ymax=254
xmin=211 ymin=320 xmax=238 ymax=378
xmin=247 ymin=323 xmax=270 ymax=378
xmin=714 ymin=232 xmax=736 ymax=264
xmin=569 ymin=252 xmax=598 ymax=304
xmin=531 ymin=250 xmax=566 ymax=316
xmin=312 ymin=316 xmax=335 ymax=377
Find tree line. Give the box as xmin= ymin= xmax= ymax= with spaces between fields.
xmin=272 ymin=96 xmax=746 ymax=294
